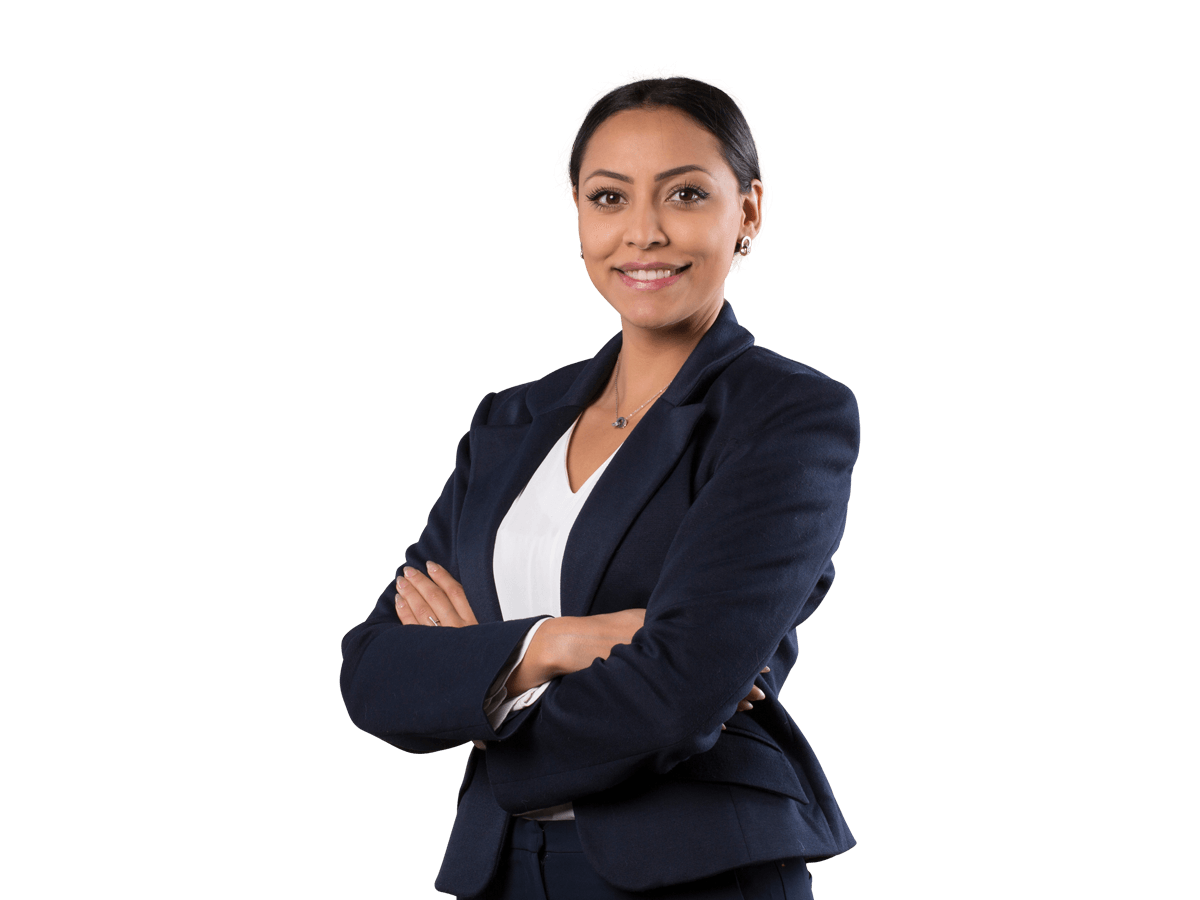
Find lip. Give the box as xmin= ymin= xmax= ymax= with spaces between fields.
xmin=616 ymin=270 xmax=686 ymax=291
xmin=617 ymin=261 xmax=687 ymax=271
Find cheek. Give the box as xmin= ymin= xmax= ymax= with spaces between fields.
xmin=579 ymin=216 xmax=620 ymax=248
xmin=682 ymin=205 xmax=739 ymax=250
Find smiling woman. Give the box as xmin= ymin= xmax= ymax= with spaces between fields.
xmin=341 ymin=77 xmax=860 ymax=900
xmin=575 ymin=95 xmax=761 ymax=335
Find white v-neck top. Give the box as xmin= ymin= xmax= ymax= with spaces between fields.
xmin=485 ymin=413 xmax=619 ymax=820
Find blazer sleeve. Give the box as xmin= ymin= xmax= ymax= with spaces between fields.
xmin=484 ymin=618 xmax=555 ymax=729
xmin=340 ymin=391 xmax=550 ymax=754
xmin=485 ymin=372 xmax=860 ymax=813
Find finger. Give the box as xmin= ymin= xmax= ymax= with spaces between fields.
xmin=748 ymin=686 xmax=766 ymax=701
xmin=426 ymin=561 xmax=478 ymax=625
xmin=760 ymin=666 xmax=771 ymax=673
xmin=403 ymin=566 xmax=463 ymax=627
xmin=396 ymin=575 xmax=439 ymax=626
xmin=404 ymin=566 xmax=462 ymax=626
xmin=721 ymin=724 xmax=726 ymax=731
xmin=472 ymin=740 xmax=488 ymax=750
xmin=394 ymin=578 xmax=421 ymax=626
xmin=737 ymin=700 xmax=753 ymax=711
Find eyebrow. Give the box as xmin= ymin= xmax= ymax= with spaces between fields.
xmin=583 ymin=164 xmax=713 ymax=184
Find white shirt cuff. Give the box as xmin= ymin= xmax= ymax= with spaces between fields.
xmin=484 ymin=617 xmax=553 ymax=731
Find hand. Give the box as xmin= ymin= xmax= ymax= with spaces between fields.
xmin=394 ymin=561 xmax=479 ymax=628
xmin=475 ymin=610 xmax=647 ymax=752
xmin=548 ymin=609 xmax=648 ymax=675
xmin=721 ymin=668 xmax=769 ymax=732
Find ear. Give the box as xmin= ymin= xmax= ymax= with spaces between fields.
xmin=739 ymin=180 xmax=768 ymax=241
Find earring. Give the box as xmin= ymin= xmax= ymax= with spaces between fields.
xmin=736 ymin=236 xmax=752 ymax=257
xmin=580 ymin=245 xmax=584 ymax=259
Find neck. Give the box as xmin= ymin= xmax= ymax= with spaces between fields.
xmin=607 ymin=299 xmax=724 ymax=411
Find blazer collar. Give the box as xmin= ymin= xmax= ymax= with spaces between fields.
xmin=531 ymin=299 xmax=755 ymax=417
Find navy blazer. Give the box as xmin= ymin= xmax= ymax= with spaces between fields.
xmin=341 ymin=300 xmax=859 ymax=896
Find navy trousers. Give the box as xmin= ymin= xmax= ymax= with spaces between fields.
xmin=467 ymin=818 xmax=814 ymax=900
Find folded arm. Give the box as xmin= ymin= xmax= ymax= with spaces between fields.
xmin=485 ymin=374 xmax=859 ymax=812
xmin=340 ymin=391 xmax=551 ymax=753
xmin=341 ymin=578 xmax=550 ymax=753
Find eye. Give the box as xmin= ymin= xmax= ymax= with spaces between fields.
xmin=669 ymin=183 xmax=709 ymax=205
xmin=585 ymin=183 xmax=708 ymax=210
xmin=586 ymin=188 xmax=625 ymax=209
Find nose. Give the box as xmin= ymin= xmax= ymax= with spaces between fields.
xmin=624 ymin=199 xmax=668 ymax=250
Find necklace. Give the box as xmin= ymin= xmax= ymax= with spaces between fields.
xmin=612 ymin=354 xmax=667 ymax=428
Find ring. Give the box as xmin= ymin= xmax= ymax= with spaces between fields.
xmin=429 ymin=616 xmax=441 ymax=626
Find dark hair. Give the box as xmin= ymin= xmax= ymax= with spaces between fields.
xmin=569 ymin=77 xmax=762 ymax=193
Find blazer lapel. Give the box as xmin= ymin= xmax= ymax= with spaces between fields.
xmin=457 ymin=300 xmax=755 ymax=624
xmin=456 ymin=331 xmax=623 ymax=624
xmin=559 ymin=401 xmax=706 ymax=618
xmin=560 ymin=301 xmax=755 ymax=619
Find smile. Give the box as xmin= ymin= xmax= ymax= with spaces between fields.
xmin=616 ymin=264 xmax=690 ymax=290
xmin=619 ymin=266 xmax=688 ymax=281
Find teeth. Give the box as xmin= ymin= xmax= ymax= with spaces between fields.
xmin=626 ymin=268 xmax=678 ymax=281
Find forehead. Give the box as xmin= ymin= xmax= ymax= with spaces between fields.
xmin=581 ymin=107 xmax=728 ymax=178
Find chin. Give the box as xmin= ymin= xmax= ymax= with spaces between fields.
xmin=612 ymin=298 xmax=681 ymax=328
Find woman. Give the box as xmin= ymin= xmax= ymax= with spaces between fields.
xmin=341 ymin=77 xmax=859 ymax=899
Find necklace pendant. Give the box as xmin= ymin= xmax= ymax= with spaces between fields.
xmin=612 ymin=416 xmax=628 ymax=429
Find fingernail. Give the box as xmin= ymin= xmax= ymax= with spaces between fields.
xmin=426 ymin=561 xmax=440 ymax=573
xmin=721 ymin=724 xmax=726 ymax=731
xmin=396 ymin=579 xmax=408 ymax=592
xmin=403 ymin=566 xmax=415 ymax=578
xmin=763 ymin=666 xmax=771 ymax=673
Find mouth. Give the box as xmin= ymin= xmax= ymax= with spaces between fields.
xmin=619 ymin=264 xmax=696 ymax=282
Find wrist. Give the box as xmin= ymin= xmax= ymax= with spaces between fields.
xmin=532 ymin=616 xmax=573 ymax=680
xmin=504 ymin=617 xmax=569 ymax=696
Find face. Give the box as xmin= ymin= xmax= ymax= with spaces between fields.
xmin=575 ymin=106 xmax=763 ymax=335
